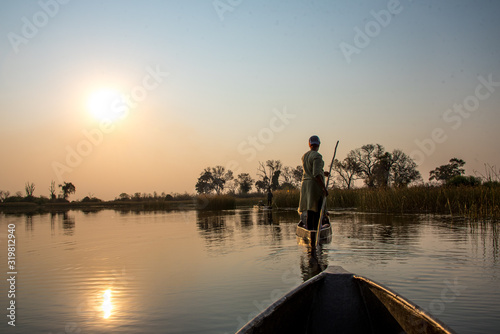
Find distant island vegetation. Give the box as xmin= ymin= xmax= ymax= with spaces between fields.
xmin=1 ymin=144 xmax=498 ymax=221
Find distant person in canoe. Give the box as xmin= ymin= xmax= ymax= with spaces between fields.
xmin=267 ymin=189 xmax=273 ymax=207
xmin=298 ymin=135 xmax=329 ymax=230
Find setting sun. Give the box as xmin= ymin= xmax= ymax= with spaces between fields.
xmin=87 ymin=88 xmax=126 ymax=123
xmin=102 ymin=289 xmax=113 ymax=319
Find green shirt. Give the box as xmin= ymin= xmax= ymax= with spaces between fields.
xmin=298 ymin=150 xmax=325 ymax=213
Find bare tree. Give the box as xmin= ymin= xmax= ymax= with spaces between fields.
xmin=333 ymin=153 xmax=361 ymax=189
xmin=257 ymin=160 xmax=282 ymax=190
xmin=280 ymin=166 xmax=294 ymax=184
xmin=225 ymin=178 xmax=238 ymax=194
xmin=474 ymin=163 xmax=499 ymax=183
xmin=256 ymin=162 xmax=271 ymax=190
xmin=280 ymin=166 xmax=302 ymax=189
xmin=351 ymin=144 xmax=385 ymax=187
xmin=348 ymin=144 xmax=421 ymax=188
xmin=25 ymin=182 xmax=35 ymax=197
xmin=292 ymin=165 xmax=303 ymax=188
xmin=212 ymin=166 xmax=233 ymax=194
xmin=49 ymin=181 xmax=56 ymax=200
xmin=0 ymin=190 xmax=10 ymax=202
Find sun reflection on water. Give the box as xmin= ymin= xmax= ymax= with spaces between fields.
xmin=102 ymin=289 xmax=113 ymax=319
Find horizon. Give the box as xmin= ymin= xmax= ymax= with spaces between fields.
xmin=0 ymin=150 xmax=494 ymax=202
xmin=1 ymin=0 xmax=499 ymax=201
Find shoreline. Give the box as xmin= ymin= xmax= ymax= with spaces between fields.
xmin=1 ymin=185 xmax=499 ymax=222
xmin=0 ymin=196 xmax=266 ymax=214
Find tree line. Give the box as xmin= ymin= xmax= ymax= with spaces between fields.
xmin=195 ymin=160 xmax=304 ymax=195
xmin=0 ymin=181 xmax=75 ymax=203
xmin=2 ymin=143 xmax=497 ymax=204
xmin=333 ymin=144 xmax=421 ymax=189
xmin=194 ymin=143 xmax=498 ymax=195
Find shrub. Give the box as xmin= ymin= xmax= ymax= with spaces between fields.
xmin=81 ymin=196 xmax=103 ymax=203
xmin=446 ymin=175 xmax=482 ymax=187
xmin=483 ymin=181 xmax=500 ymax=188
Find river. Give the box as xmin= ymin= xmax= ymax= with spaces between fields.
xmin=0 ymin=209 xmax=498 ymax=333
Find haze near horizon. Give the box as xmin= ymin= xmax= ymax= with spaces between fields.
xmin=1 ymin=0 xmax=499 ymax=200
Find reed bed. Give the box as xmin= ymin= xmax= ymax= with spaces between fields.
xmin=196 ymin=194 xmax=236 ymax=210
xmin=235 ymin=196 xmax=265 ymax=207
xmin=272 ymin=186 xmax=500 ymax=221
xmin=272 ymin=189 xmax=300 ymax=208
xmin=2 ymin=187 xmax=497 ymax=221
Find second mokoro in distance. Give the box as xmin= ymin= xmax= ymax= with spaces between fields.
xmin=253 ymin=205 xmax=272 ymax=211
xmin=236 ymin=266 xmax=456 ymax=334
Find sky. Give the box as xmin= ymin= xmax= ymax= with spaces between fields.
xmin=0 ymin=0 xmax=499 ymax=200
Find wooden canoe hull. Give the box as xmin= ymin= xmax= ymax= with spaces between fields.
xmin=296 ymin=224 xmax=332 ymax=244
xmin=236 ymin=266 xmax=456 ymax=334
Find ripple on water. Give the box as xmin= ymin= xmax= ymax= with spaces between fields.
xmin=1 ymin=210 xmax=498 ymax=334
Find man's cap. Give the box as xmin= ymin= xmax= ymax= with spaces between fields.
xmin=309 ymin=135 xmax=320 ymax=145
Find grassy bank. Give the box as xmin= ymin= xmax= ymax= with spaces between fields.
xmin=0 ymin=194 xmax=263 ymax=214
xmin=273 ymin=185 xmax=500 ymax=221
xmin=0 ymin=200 xmax=196 ymax=214
xmin=196 ymin=194 xmax=236 ymax=210
xmin=3 ymin=187 xmax=498 ymax=221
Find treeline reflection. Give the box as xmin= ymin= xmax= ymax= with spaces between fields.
xmin=196 ymin=209 xmax=299 ymax=248
xmin=334 ymin=213 xmax=424 ymax=246
xmin=3 ymin=209 xmax=498 ymax=269
xmin=20 ymin=211 xmax=76 ymax=235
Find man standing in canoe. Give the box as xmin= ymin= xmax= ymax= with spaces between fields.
xmin=299 ymin=135 xmax=329 ymax=230
xmin=267 ymin=188 xmax=273 ymax=207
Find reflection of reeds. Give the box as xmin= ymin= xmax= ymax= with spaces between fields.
xmin=272 ymin=186 xmax=500 ymax=221
xmin=196 ymin=194 xmax=236 ymax=210
xmin=467 ymin=221 xmax=499 ymax=263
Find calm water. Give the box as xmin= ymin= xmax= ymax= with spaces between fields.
xmin=0 ymin=209 xmax=498 ymax=334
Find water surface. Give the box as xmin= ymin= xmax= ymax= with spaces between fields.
xmin=0 ymin=209 xmax=498 ymax=333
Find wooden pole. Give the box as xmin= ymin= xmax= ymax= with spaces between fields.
xmin=315 ymin=140 xmax=339 ymax=247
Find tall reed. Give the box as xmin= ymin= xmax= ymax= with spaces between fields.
xmin=272 ymin=186 xmax=500 ymax=221
xmin=272 ymin=189 xmax=300 ymax=208
xmin=196 ymin=194 xmax=236 ymax=210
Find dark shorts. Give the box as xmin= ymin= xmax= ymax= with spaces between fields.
xmin=305 ymin=197 xmax=323 ymax=230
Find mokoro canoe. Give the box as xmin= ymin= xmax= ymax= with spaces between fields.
xmin=236 ymin=266 xmax=456 ymax=334
xmin=253 ymin=205 xmax=272 ymax=210
xmin=296 ymin=222 xmax=332 ymax=244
